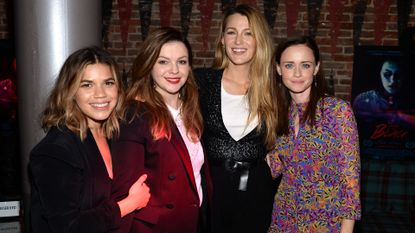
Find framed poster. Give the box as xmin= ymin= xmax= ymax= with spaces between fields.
xmin=351 ymin=46 xmax=415 ymax=159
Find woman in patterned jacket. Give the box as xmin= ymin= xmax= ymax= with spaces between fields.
xmin=268 ymin=36 xmax=361 ymax=233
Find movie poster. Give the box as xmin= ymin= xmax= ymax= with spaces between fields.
xmin=351 ymin=46 xmax=415 ymax=159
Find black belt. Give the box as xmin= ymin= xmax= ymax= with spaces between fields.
xmin=211 ymin=159 xmax=259 ymax=191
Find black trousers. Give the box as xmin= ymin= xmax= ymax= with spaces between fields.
xmin=210 ymin=160 xmax=276 ymax=233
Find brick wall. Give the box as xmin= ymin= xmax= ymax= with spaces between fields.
xmin=0 ymin=0 xmax=11 ymax=39
xmin=105 ymin=0 xmax=415 ymax=100
xmin=1 ymin=0 xmax=415 ymax=99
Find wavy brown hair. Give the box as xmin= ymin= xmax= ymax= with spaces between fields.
xmin=125 ymin=27 xmax=203 ymax=142
xmin=42 ymin=46 xmax=124 ymax=140
xmin=212 ymin=4 xmax=278 ymax=149
xmin=274 ymin=36 xmax=328 ymax=135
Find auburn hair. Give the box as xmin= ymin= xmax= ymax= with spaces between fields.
xmin=125 ymin=27 xmax=203 ymax=142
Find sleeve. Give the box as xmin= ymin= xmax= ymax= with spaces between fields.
xmin=352 ymin=93 xmax=364 ymax=111
xmin=336 ymin=101 xmax=362 ymax=220
xmin=30 ymin=143 xmax=121 ymax=233
xmin=352 ymin=91 xmax=371 ymax=117
xmin=111 ymin=118 xmax=145 ymax=202
xmin=111 ymin=117 xmax=162 ymax=226
xmin=267 ymin=148 xmax=284 ymax=179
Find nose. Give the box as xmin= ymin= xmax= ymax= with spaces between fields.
xmin=170 ymin=62 xmax=179 ymax=74
xmin=389 ymin=74 xmax=397 ymax=84
xmin=94 ymin=85 xmax=107 ymax=98
xmin=235 ymin=33 xmax=242 ymax=45
xmin=294 ymin=66 xmax=301 ymax=77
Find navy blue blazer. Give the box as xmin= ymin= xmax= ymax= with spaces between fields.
xmin=29 ymin=127 xmax=121 ymax=233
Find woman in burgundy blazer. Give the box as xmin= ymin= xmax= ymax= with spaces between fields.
xmin=112 ymin=27 xmax=212 ymax=233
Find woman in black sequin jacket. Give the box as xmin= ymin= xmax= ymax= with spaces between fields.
xmin=194 ymin=4 xmax=279 ymax=233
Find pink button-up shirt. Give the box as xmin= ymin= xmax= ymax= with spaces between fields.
xmin=168 ymin=105 xmax=204 ymax=206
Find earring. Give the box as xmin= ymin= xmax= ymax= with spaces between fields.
xmin=314 ymin=76 xmax=317 ymax=87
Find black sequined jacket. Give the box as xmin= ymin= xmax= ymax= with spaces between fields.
xmin=194 ymin=68 xmax=267 ymax=163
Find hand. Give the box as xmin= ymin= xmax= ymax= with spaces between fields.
xmin=117 ymin=174 xmax=151 ymax=217
xmin=128 ymin=174 xmax=151 ymax=210
xmin=265 ymin=153 xmax=271 ymax=167
xmin=340 ymin=219 xmax=355 ymax=233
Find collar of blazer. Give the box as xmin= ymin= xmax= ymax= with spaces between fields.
xmin=169 ymin=125 xmax=198 ymax=195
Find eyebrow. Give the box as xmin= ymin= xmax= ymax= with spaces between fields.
xmin=281 ymin=61 xmax=313 ymax=63
xmin=383 ymin=69 xmax=398 ymax=72
xmin=80 ymin=77 xmax=115 ymax=82
xmin=225 ymin=27 xmax=251 ymax=31
xmin=158 ymin=55 xmax=188 ymax=60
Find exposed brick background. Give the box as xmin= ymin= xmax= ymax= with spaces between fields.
xmin=104 ymin=0 xmax=415 ymax=100
xmin=2 ymin=0 xmax=415 ymax=100
xmin=0 ymin=0 xmax=11 ymax=39
xmin=2 ymin=2 xmax=415 ymax=230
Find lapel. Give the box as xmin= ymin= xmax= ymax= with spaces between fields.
xmin=212 ymin=69 xmax=258 ymax=141
xmin=169 ymin=125 xmax=198 ymax=194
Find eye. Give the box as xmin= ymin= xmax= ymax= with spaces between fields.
xmin=284 ymin=63 xmax=294 ymax=69
xmin=225 ymin=30 xmax=236 ymax=35
xmin=244 ymin=31 xmax=253 ymax=37
xmin=383 ymin=71 xmax=392 ymax=78
xmin=178 ymin=59 xmax=188 ymax=65
xmin=302 ymin=63 xmax=311 ymax=69
xmin=393 ymin=72 xmax=401 ymax=80
xmin=157 ymin=59 xmax=168 ymax=65
xmin=80 ymin=82 xmax=92 ymax=88
xmin=105 ymin=79 xmax=116 ymax=86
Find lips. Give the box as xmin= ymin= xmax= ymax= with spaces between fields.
xmin=165 ymin=77 xmax=181 ymax=84
xmin=291 ymin=80 xmax=305 ymax=84
xmin=90 ymin=102 xmax=110 ymax=109
xmin=231 ymin=48 xmax=247 ymax=54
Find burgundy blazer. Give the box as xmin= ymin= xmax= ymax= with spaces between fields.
xmin=111 ymin=105 xmax=212 ymax=233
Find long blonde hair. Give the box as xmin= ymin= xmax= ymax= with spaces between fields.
xmin=213 ymin=4 xmax=278 ymax=149
xmin=42 ymin=46 xmax=124 ymax=140
xmin=125 ymin=27 xmax=203 ymax=142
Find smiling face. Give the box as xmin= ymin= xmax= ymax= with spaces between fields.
xmin=277 ymin=44 xmax=320 ymax=103
xmin=221 ymin=13 xmax=256 ymax=67
xmin=380 ymin=61 xmax=401 ymax=95
xmin=151 ymin=41 xmax=190 ymax=105
xmin=74 ymin=63 xmax=118 ymax=129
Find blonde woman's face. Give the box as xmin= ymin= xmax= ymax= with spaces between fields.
xmin=74 ymin=63 xmax=118 ymax=129
xmin=221 ymin=13 xmax=256 ymax=67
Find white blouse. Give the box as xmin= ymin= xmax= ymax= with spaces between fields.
xmin=221 ymin=81 xmax=258 ymax=141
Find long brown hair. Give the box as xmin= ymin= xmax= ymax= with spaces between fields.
xmin=125 ymin=27 xmax=203 ymax=142
xmin=274 ymin=36 xmax=328 ymax=135
xmin=212 ymin=4 xmax=278 ymax=149
xmin=42 ymin=46 xmax=124 ymax=140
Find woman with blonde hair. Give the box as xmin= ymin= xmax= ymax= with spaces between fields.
xmin=112 ymin=27 xmax=212 ymax=233
xmin=29 ymin=46 xmax=150 ymax=233
xmin=194 ymin=4 xmax=278 ymax=233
